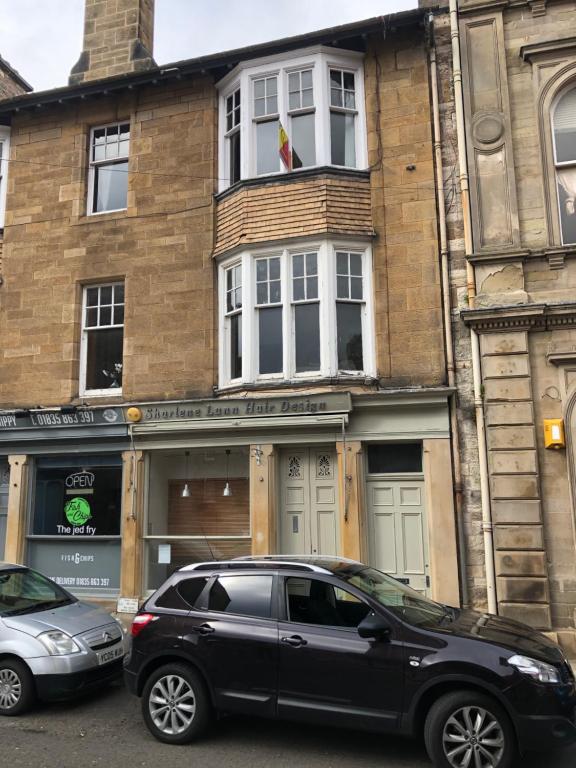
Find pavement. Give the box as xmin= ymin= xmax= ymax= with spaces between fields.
xmin=1 ymin=681 xmax=575 ymax=768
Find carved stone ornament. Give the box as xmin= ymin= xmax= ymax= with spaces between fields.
xmin=472 ymin=113 xmax=505 ymax=146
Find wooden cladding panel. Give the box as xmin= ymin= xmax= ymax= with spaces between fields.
xmin=214 ymin=176 xmax=373 ymax=256
xmin=168 ymin=478 xmax=249 ymax=537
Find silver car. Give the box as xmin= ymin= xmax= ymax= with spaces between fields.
xmin=0 ymin=562 xmax=128 ymax=715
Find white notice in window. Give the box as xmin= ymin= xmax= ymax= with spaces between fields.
xmin=158 ymin=544 xmax=171 ymax=564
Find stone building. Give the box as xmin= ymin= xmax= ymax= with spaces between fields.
xmin=0 ymin=1 xmax=459 ymax=610
xmin=435 ymin=0 xmax=576 ymax=655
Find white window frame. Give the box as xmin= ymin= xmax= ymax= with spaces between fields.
xmin=0 ymin=127 xmax=11 ymax=229
xmin=217 ymin=239 xmax=375 ymax=388
xmin=224 ymin=85 xmax=242 ymax=186
xmin=223 ymin=261 xmax=243 ymax=384
xmin=79 ymin=282 xmax=125 ymax=397
xmin=551 ymin=84 xmax=576 ymax=246
xmin=217 ymin=46 xmax=367 ymax=191
xmin=87 ymin=121 xmax=130 ymax=216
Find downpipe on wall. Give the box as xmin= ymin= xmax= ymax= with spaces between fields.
xmin=448 ymin=0 xmax=497 ymax=614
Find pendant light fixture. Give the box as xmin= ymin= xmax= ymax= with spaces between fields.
xmin=222 ymin=449 xmax=232 ymax=497
xmin=182 ymin=450 xmax=191 ymax=498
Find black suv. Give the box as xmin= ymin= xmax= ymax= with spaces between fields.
xmin=124 ymin=557 xmax=576 ymax=768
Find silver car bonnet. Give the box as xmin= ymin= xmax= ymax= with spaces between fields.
xmin=2 ymin=600 xmax=118 ymax=638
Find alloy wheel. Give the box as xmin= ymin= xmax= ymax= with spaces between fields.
xmin=148 ymin=674 xmax=196 ymax=735
xmin=442 ymin=705 xmax=505 ymax=768
xmin=0 ymin=668 xmax=22 ymax=710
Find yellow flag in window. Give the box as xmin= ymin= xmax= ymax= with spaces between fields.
xmin=279 ymin=122 xmax=292 ymax=171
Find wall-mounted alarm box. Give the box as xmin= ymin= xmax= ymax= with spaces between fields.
xmin=543 ymin=419 xmax=565 ymax=449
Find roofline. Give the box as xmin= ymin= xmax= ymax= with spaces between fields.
xmin=0 ymin=55 xmax=32 ymax=93
xmin=0 ymin=7 xmax=425 ymax=115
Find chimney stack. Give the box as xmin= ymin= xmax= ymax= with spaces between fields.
xmin=70 ymin=0 xmax=155 ymax=85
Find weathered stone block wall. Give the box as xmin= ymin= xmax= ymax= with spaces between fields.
xmin=365 ymin=30 xmax=445 ymax=387
xmin=0 ymin=61 xmax=29 ymax=101
xmin=0 ymin=76 xmax=217 ymax=407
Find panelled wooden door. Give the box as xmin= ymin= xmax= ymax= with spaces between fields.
xmin=0 ymin=462 xmax=9 ymax=560
xmin=366 ymin=478 xmax=429 ymax=593
xmin=279 ymin=447 xmax=339 ymax=556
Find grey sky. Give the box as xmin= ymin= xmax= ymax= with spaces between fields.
xmin=0 ymin=0 xmax=416 ymax=92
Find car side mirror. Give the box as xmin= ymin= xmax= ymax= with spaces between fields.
xmin=358 ymin=612 xmax=391 ymax=641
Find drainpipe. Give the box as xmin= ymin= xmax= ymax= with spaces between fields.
xmin=449 ymin=0 xmax=497 ymax=614
xmin=428 ymin=18 xmax=468 ymax=608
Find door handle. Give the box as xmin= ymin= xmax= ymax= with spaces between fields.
xmin=194 ymin=623 xmax=215 ymax=635
xmin=281 ymin=635 xmax=307 ymax=647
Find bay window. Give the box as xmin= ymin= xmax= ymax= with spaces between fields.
xmin=218 ymin=241 xmax=374 ymax=387
xmin=218 ymin=48 xmax=366 ymax=190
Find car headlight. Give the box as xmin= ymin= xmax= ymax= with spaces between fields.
xmin=508 ymin=654 xmax=560 ymax=684
xmin=37 ymin=630 xmax=81 ymax=656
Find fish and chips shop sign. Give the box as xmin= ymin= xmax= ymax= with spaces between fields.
xmin=127 ymin=393 xmax=352 ymax=424
xmin=0 ymin=407 xmax=123 ymax=430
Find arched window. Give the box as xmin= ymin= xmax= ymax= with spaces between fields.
xmin=552 ymin=86 xmax=576 ymax=245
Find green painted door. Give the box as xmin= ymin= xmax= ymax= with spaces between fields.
xmin=366 ymin=477 xmax=429 ymax=593
xmin=279 ymin=447 xmax=339 ymax=556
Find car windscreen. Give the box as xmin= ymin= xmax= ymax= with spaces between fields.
xmin=0 ymin=568 xmax=76 ymax=617
xmin=341 ymin=566 xmax=455 ymax=628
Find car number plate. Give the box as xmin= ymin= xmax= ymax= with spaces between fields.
xmin=97 ymin=644 xmax=124 ymax=666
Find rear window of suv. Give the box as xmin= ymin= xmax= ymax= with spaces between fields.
xmin=207 ymin=575 xmax=273 ymax=619
xmin=155 ymin=576 xmax=209 ymax=611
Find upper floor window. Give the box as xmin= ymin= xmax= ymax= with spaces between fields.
xmin=0 ymin=127 xmax=10 ymax=229
xmin=88 ymin=122 xmax=130 ymax=215
xmin=218 ymin=240 xmax=374 ymax=388
xmin=552 ymin=86 xmax=576 ymax=245
xmin=217 ymin=47 xmax=366 ymax=190
xmin=80 ymin=282 xmax=125 ymax=396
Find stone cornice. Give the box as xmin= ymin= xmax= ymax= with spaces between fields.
xmin=521 ymin=36 xmax=576 ymax=62
xmin=467 ymin=244 xmax=576 ymax=267
xmin=461 ymin=303 xmax=576 ymax=332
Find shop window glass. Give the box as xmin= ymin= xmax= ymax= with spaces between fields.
xmin=367 ymin=444 xmax=423 ymax=474
xmin=27 ymin=456 xmax=122 ymax=596
xmin=208 ymin=575 xmax=273 ymax=618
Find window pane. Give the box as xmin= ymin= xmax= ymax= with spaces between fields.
xmin=178 ymin=577 xmax=209 ymax=608
xmin=350 ymin=253 xmax=362 ymax=276
xmin=259 ymin=306 xmax=283 ymax=374
xmin=306 ymin=275 xmax=318 ymax=298
xmin=292 ymin=112 xmax=316 ymax=169
xmin=343 ymin=72 xmax=355 ymax=92
xmin=105 ymin=140 xmax=119 ymax=160
xmin=330 ymin=70 xmax=342 ymax=88
xmin=269 ymin=257 xmax=280 ymax=280
xmin=254 ymin=80 xmax=265 ymax=98
xmin=267 ymin=95 xmax=278 ymax=114
xmin=337 ymin=276 xmax=349 ymax=299
xmin=100 ymin=286 xmax=112 ymax=304
xmin=93 ymin=161 xmax=128 ymax=212
xmin=337 ymin=252 xmax=348 ymax=274
xmin=254 ymin=97 xmax=266 ymax=117
xmin=293 ymin=277 xmax=305 ymax=301
xmin=86 ymin=307 xmax=98 ymax=327
xmin=267 ymin=77 xmax=277 ymax=96
xmin=86 ymin=287 xmax=99 ymax=307
xmin=257 ymin=283 xmax=268 ymax=304
xmin=113 ymin=305 xmax=124 ymax=325
xmin=350 ymin=277 xmax=363 ymax=300
xmin=331 ymin=112 xmax=356 ymax=167
xmin=289 ymin=92 xmax=300 ymax=111
xmin=337 ymin=302 xmax=363 ymax=371
xmin=99 ymin=306 xmax=112 ymax=326
xmin=229 ymin=130 xmax=241 ymax=185
xmin=114 ymin=284 xmax=125 ymax=303
xmin=302 ymin=70 xmax=313 ymax=89
xmin=86 ymin=327 xmax=123 ymax=390
xmin=367 ymin=444 xmax=423 ymax=474
xmin=270 ymin=280 xmax=281 ymax=303
xmin=553 ymin=88 xmax=576 ymax=163
xmin=293 ymin=254 xmax=304 ymax=277
xmin=295 ymin=303 xmax=320 ymax=373
xmin=256 ymin=260 xmax=268 ymax=281
xmin=331 ymin=88 xmax=343 ymax=108
xmin=257 ymin=120 xmax=279 ymax=175
xmin=230 ymin=313 xmax=242 ymax=379
xmin=208 ymin=575 xmax=273 ymax=618
xmin=288 ymin=72 xmax=299 ymax=93
xmin=557 ymin=169 xmax=576 ymax=244
xmin=286 ymin=577 xmax=369 ymax=627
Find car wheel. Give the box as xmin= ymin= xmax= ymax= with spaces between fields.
xmin=141 ymin=663 xmax=211 ymax=744
xmin=424 ymin=690 xmax=516 ymax=768
xmin=0 ymin=659 xmax=35 ymax=716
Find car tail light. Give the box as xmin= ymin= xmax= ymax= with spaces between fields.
xmin=131 ymin=613 xmax=158 ymax=638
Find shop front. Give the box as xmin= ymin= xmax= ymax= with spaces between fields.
xmin=126 ymin=389 xmax=460 ymax=608
xmin=0 ymin=406 xmax=128 ymax=601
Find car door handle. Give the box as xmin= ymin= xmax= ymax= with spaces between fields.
xmin=281 ymin=635 xmax=307 ymax=647
xmin=194 ymin=623 xmax=215 ymax=635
